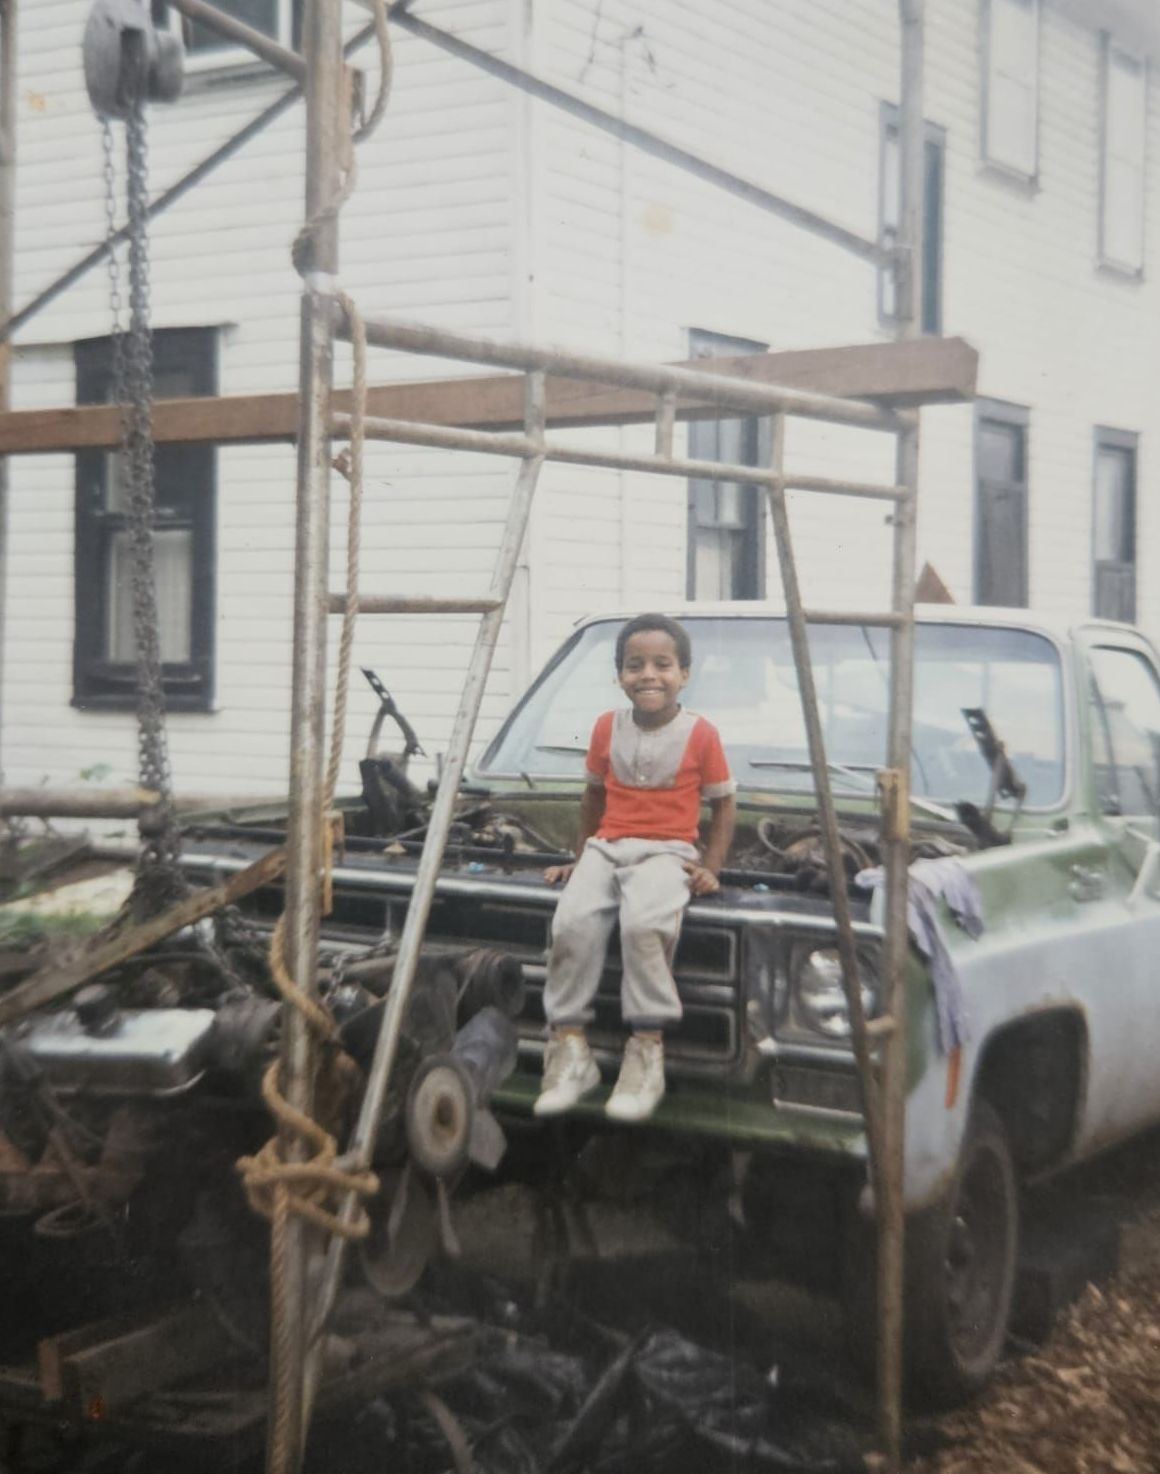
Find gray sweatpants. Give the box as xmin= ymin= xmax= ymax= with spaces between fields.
xmin=543 ymin=837 xmax=698 ymax=1030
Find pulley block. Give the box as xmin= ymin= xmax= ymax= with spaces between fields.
xmin=84 ymin=0 xmax=184 ymax=120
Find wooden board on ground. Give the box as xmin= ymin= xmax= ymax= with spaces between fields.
xmin=59 ymin=1304 xmax=233 ymax=1419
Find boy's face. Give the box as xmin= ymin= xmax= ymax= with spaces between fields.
xmin=618 ymin=629 xmax=689 ymax=725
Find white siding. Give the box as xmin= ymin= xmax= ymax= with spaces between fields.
xmin=4 ymin=0 xmax=522 ymax=797
xmin=5 ymin=0 xmax=1160 ymax=801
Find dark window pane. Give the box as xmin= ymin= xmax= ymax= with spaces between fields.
xmin=879 ymin=113 xmax=943 ymax=334
xmin=976 ymin=410 xmax=1028 ymax=607
xmin=1094 ymin=445 xmax=1134 ymax=563
xmin=188 ymin=0 xmax=280 ymax=51
xmin=687 ymin=330 xmax=765 ymax=602
xmin=73 ymin=329 xmax=217 ymax=711
xmin=921 ymin=136 xmax=943 ymax=334
xmin=978 ymin=420 xmax=1022 ymax=482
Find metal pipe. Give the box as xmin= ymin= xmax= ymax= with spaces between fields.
xmin=344 ymin=314 xmax=900 ymax=430
xmin=309 ymin=373 xmax=547 ymax=1340
xmin=0 ymin=0 xmax=14 ymax=784
xmin=326 ymin=594 xmax=501 ymax=615
xmin=167 ymin=0 xmax=306 ymax=81
xmin=803 ymin=610 xmax=905 ymax=627
xmin=763 ymin=415 xmax=884 ymax=1162
xmin=876 ymin=4 xmax=926 ymax=1468
xmin=271 ymin=0 xmax=345 ymax=1466
xmin=335 ymin=409 xmax=907 ymax=497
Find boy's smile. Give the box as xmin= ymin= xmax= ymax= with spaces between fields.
xmin=618 ymin=630 xmax=689 ymax=727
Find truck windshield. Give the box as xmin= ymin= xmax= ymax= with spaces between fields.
xmin=479 ymin=618 xmax=1066 ymax=808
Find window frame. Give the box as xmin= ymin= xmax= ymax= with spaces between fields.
xmin=877 ymin=101 xmax=947 ymax=335
xmin=973 ymin=398 xmax=1030 ymax=608
xmin=161 ymin=0 xmax=295 ymax=74
xmin=1085 ymin=641 xmax=1160 ymax=819
xmin=686 ymin=328 xmax=769 ymax=603
xmin=1098 ymin=35 xmax=1148 ymax=278
xmin=1091 ymin=426 xmax=1138 ymax=623
xmin=73 ymin=327 xmax=218 ymax=714
xmin=980 ymin=0 xmax=1041 ymax=183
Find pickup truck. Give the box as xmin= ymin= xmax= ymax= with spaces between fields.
xmin=7 ymin=604 xmax=1160 ymax=1405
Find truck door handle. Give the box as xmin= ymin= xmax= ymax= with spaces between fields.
xmin=1069 ymin=864 xmax=1106 ymax=902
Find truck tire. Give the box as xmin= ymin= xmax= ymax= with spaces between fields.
xmin=844 ymin=1099 xmax=1019 ymax=1408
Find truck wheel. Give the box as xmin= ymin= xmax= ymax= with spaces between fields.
xmin=844 ymin=1099 xmax=1019 ymax=1408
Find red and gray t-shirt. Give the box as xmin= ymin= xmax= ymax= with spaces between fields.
xmin=584 ymin=707 xmax=736 ymax=844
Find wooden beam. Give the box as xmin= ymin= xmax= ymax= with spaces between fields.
xmin=57 ymin=1305 xmax=232 ymax=1418
xmin=0 ymin=786 xmax=277 ymax=818
xmin=0 ymin=845 xmax=287 ymax=1028
xmin=0 ymin=337 xmax=977 ymax=455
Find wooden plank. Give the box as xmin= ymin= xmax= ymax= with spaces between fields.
xmin=61 ymin=1304 xmax=231 ymax=1417
xmin=0 ymin=845 xmax=286 ymax=1028
xmin=0 ymin=337 xmax=977 ymax=454
xmin=39 ymin=1309 xmax=161 ymax=1403
xmin=0 ymin=786 xmax=160 ymax=819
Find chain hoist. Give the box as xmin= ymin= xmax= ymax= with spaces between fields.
xmin=85 ymin=0 xmax=184 ymax=916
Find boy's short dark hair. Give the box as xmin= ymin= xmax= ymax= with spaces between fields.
xmin=615 ymin=613 xmax=692 ymax=672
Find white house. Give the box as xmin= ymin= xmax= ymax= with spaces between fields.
xmin=2 ymin=0 xmax=1158 ymax=799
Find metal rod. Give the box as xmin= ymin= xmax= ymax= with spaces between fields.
xmin=167 ymin=0 xmax=306 ymax=81
xmin=334 ymin=409 xmax=907 ymax=496
xmin=0 ymin=23 xmax=377 ymax=347
xmin=763 ymin=414 xmax=884 ymax=1164
xmin=309 ymin=373 xmax=547 ymax=1340
xmin=371 ymin=3 xmax=891 ymax=268
xmin=326 ymin=594 xmax=501 ymax=614
xmin=803 ymin=610 xmax=905 ymax=627
xmin=783 ymin=473 xmax=908 ymax=500
xmin=271 ymin=0 xmax=345 ymax=1466
xmin=876 ymin=3 xmax=925 ymax=1468
xmin=0 ymin=0 xmax=13 ymax=784
xmin=343 ymin=314 xmax=900 ymax=430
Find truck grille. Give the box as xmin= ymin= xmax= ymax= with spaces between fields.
xmin=233 ymin=868 xmax=746 ymax=1070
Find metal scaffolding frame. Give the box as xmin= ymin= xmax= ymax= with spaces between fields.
xmin=0 ymin=3 xmax=936 ymax=1471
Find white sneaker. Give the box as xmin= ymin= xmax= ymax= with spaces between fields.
xmin=533 ymin=1032 xmax=601 ymax=1117
xmin=605 ymin=1034 xmax=665 ymax=1123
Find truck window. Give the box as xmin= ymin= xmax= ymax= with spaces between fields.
xmin=1088 ymin=646 xmax=1160 ymax=819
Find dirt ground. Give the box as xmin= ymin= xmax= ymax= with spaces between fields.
xmin=457 ymin=1124 xmax=1160 ymax=1474
xmin=907 ymin=1132 xmax=1160 ymax=1474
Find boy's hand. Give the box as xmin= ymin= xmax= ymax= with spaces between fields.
xmin=683 ymin=862 xmax=720 ymax=896
xmin=544 ymin=862 xmax=576 ymax=885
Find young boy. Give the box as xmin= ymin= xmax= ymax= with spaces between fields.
xmin=534 ymin=613 xmax=736 ymax=1123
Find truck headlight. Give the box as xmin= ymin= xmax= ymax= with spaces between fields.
xmin=791 ymin=945 xmax=878 ymax=1042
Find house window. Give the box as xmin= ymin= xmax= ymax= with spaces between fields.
xmin=982 ymin=0 xmax=1040 ymax=180
xmin=1088 ymin=645 xmax=1160 ymax=818
xmin=878 ymin=104 xmax=946 ymax=334
xmin=975 ymin=401 xmax=1029 ymax=607
xmin=1100 ymin=40 xmax=1147 ymax=274
xmin=162 ymin=0 xmax=296 ymax=65
xmin=74 ymin=328 xmax=217 ymax=712
xmin=1093 ymin=429 xmax=1137 ymax=623
xmin=687 ymin=330 xmax=767 ymax=602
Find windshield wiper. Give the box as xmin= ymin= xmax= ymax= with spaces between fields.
xmin=534 ymin=744 xmax=588 ymax=755
xmin=748 ymin=758 xmax=958 ymax=824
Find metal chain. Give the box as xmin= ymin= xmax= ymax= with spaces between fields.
xmin=100 ymin=121 xmax=126 ymax=414
xmin=121 ymin=101 xmax=185 ymax=916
